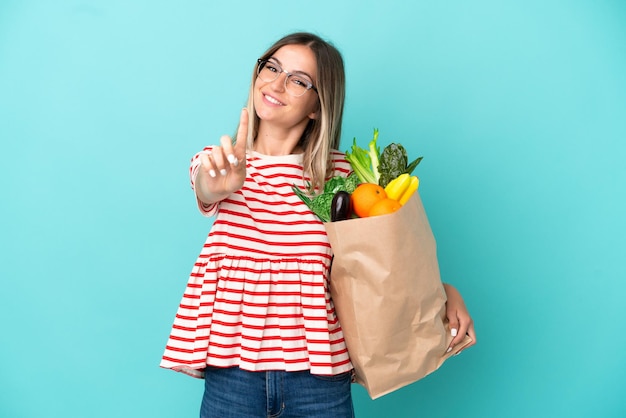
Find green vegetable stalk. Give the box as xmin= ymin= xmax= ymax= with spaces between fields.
xmin=345 ymin=129 xmax=381 ymax=184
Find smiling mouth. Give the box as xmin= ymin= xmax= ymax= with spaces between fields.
xmin=264 ymin=94 xmax=285 ymax=106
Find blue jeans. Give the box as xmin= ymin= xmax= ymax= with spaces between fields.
xmin=200 ymin=366 xmax=354 ymax=418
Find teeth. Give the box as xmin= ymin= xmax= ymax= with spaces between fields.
xmin=264 ymin=94 xmax=283 ymax=105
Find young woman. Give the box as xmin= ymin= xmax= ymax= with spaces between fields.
xmin=161 ymin=32 xmax=476 ymax=418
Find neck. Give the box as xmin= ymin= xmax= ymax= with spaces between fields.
xmin=254 ymin=125 xmax=305 ymax=156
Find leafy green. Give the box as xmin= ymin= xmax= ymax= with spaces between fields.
xmin=378 ymin=143 xmax=423 ymax=188
xmin=343 ymin=172 xmax=360 ymax=194
xmin=292 ymin=172 xmax=360 ymax=222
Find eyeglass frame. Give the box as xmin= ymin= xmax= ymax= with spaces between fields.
xmin=256 ymin=58 xmax=318 ymax=96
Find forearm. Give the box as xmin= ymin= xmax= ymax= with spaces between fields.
xmin=443 ymin=283 xmax=460 ymax=300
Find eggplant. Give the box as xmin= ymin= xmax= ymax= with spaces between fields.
xmin=330 ymin=191 xmax=352 ymax=222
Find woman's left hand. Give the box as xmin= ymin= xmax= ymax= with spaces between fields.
xmin=443 ymin=283 xmax=476 ymax=353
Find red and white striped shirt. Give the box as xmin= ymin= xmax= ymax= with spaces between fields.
xmin=160 ymin=149 xmax=354 ymax=378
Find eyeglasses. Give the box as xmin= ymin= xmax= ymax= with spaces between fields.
xmin=256 ymin=58 xmax=318 ymax=97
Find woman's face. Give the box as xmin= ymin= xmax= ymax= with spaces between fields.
xmin=253 ymin=44 xmax=319 ymax=132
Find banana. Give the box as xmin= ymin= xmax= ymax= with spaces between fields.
xmin=384 ymin=173 xmax=411 ymax=201
xmin=398 ymin=176 xmax=419 ymax=205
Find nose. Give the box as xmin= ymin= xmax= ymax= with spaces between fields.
xmin=269 ymin=71 xmax=288 ymax=92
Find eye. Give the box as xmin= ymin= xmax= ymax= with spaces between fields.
xmin=265 ymin=62 xmax=280 ymax=73
xmin=290 ymin=75 xmax=311 ymax=88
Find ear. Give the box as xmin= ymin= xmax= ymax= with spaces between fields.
xmin=308 ymin=102 xmax=320 ymax=120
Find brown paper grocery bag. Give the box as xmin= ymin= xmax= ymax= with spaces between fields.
xmin=324 ymin=192 xmax=472 ymax=399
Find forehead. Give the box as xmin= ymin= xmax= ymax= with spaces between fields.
xmin=270 ymin=44 xmax=317 ymax=77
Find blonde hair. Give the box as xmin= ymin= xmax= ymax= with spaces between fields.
xmin=242 ymin=32 xmax=346 ymax=192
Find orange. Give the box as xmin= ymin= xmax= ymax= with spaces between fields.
xmin=351 ymin=183 xmax=387 ymax=218
xmin=368 ymin=198 xmax=402 ymax=217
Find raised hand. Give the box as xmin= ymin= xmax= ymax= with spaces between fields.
xmin=195 ymin=108 xmax=249 ymax=204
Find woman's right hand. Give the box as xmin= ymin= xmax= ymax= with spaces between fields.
xmin=195 ymin=109 xmax=249 ymax=204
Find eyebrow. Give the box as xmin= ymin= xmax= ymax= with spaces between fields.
xmin=268 ymin=57 xmax=315 ymax=82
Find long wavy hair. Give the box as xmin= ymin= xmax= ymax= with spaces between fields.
xmin=242 ymin=32 xmax=346 ymax=192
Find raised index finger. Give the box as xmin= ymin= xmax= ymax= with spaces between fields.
xmin=234 ymin=108 xmax=249 ymax=158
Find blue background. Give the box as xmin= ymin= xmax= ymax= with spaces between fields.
xmin=1 ymin=1 xmax=625 ymax=417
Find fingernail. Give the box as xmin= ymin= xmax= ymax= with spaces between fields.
xmin=228 ymin=154 xmax=238 ymax=166
xmin=451 ymin=328 xmax=458 ymax=337
xmin=455 ymin=351 xmax=463 ymax=356
xmin=446 ymin=347 xmax=452 ymax=353
xmin=209 ymin=169 xmax=216 ymax=178
xmin=220 ymin=169 xmax=227 ymax=176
